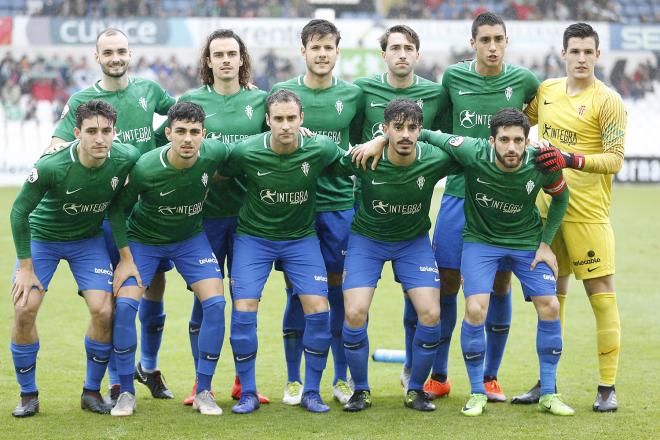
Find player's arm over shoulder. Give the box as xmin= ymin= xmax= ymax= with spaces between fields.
xmin=422 ymin=142 xmax=463 ymax=177
xmin=583 ymin=87 xmax=626 ymax=174
xmin=418 ymin=129 xmax=480 ymax=165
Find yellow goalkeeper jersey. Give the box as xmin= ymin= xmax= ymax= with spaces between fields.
xmin=526 ymin=78 xmax=626 ymax=223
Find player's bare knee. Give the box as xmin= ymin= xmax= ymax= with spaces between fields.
xmin=465 ymin=298 xmax=487 ymax=324
xmin=13 ymin=305 xmax=37 ymax=332
xmin=90 ymin=302 xmax=113 ymax=329
xmin=344 ymin=310 xmax=367 ymax=328
xmin=439 ymin=269 xmax=461 ymax=294
xmin=417 ymin=307 xmax=440 ymax=326
xmin=492 ymin=271 xmax=512 ymax=295
xmin=534 ymin=296 xmax=560 ymax=320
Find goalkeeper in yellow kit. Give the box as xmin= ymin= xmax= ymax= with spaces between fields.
xmin=517 ymin=22 xmax=626 ymax=412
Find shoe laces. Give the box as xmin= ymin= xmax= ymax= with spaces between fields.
xmin=287 ymin=381 xmax=302 ymax=395
xmin=335 ymin=380 xmax=351 ymax=395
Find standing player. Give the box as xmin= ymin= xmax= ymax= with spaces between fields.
xmin=425 ymin=12 xmax=540 ymax=402
xmin=51 ymin=28 xmax=176 ymax=402
xmin=271 ymin=19 xmax=364 ymax=405
xmin=9 ymin=100 xmax=140 ymax=417
xmin=331 ymin=99 xmax=461 ymax=412
xmin=108 ymin=102 xmax=232 ymax=417
xmin=517 ymin=23 xmax=626 ymax=412
xmin=164 ymin=29 xmax=271 ymax=406
xmin=353 ymin=24 xmax=448 ymax=390
xmin=225 ymin=90 xmax=345 ymax=414
xmin=415 ymin=109 xmax=574 ymax=416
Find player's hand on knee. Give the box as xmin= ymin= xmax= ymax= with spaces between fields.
xmin=299 ymin=126 xmax=315 ymax=138
xmin=11 ymin=267 xmax=44 ymax=307
xmin=112 ymin=259 xmax=142 ymax=295
xmin=531 ymin=242 xmax=558 ymax=279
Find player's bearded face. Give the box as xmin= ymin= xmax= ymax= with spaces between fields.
xmin=491 ymin=126 xmax=527 ymax=170
xmin=302 ymin=34 xmax=339 ymax=77
xmin=562 ymin=37 xmax=600 ymax=81
xmin=471 ymin=24 xmax=507 ymax=71
xmin=75 ymin=116 xmax=115 ymax=161
xmin=207 ymin=37 xmax=243 ymax=83
xmin=95 ymin=33 xmax=131 ymax=79
xmin=267 ymin=101 xmax=303 ymax=150
xmin=384 ymin=117 xmax=420 ymax=157
xmin=383 ymin=33 xmax=419 ymax=79
xmin=166 ymin=120 xmax=205 ymax=160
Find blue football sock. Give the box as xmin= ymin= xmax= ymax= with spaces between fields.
xmin=196 ymin=296 xmax=226 ymax=392
xmin=107 ymin=353 xmax=120 ymax=386
xmin=461 ymin=320 xmax=486 ymax=395
xmin=432 ymin=293 xmax=458 ymax=376
xmin=282 ymin=287 xmax=304 ymax=383
xmin=188 ymin=295 xmax=203 ymax=371
xmin=138 ymin=297 xmax=165 ymax=371
xmin=409 ymin=322 xmax=442 ymax=390
xmin=342 ymin=323 xmax=369 ymax=391
xmin=484 ymin=290 xmax=512 ymax=378
xmin=537 ymin=319 xmax=562 ymax=395
xmin=328 ymin=285 xmax=347 ymax=384
xmin=113 ymin=297 xmax=139 ymax=395
xmin=11 ymin=341 xmax=39 ymax=395
xmin=230 ymin=310 xmax=258 ymax=394
xmin=84 ymin=336 xmax=112 ymax=391
xmin=403 ymin=295 xmax=418 ymax=369
xmin=302 ymin=311 xmax=331 ymax=393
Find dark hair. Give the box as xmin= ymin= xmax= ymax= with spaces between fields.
xmin=384 ymin=99 xmax=423 ymax=126
xmin=266 ymin=89 xmax=302 ymax=114
xmin=75 ymin=99 xmax=117 ymax=128
xmin=199 ymin=29 xmax=251 ymax=88
xmin=471 ymin=12 xmax=506 ymax=39
xmin=301 ymin=19 xmax=341 ymax=47
xmin=490 ymin=108 xmax=530 ymax=138
xmin=379 ymin=25 xmax=420 ymax=51
xmin=96 ymin=27 xmax=128 ymax=50
xmin=563 ymin=22 xmax=599 ymax=50
xmin=167 ymin=101 xmax=205 ymax=127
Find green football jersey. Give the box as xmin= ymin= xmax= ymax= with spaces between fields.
xmin=271 ymin=76 xmax=364 ymax=212
xmin=420 ymin=130 xmax=564 ymax=250
xmin=10 ymin=141 xmax=140 ymax=259
xmin=329 ymin=143 xmax=461 ymax=242
xmin=109 ymin=139 xmax=231 ymax=248
xmin=442 ymin=61 xmax=540 ymax=198
xmin=178 ymin=85 xmax=268 ymax=219
xmin=223 ymin=132 xmax=344 ymax=241
xmin=53 ymin=77 xmax=175 ymax=155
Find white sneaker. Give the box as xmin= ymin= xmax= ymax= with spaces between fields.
xmin=400 ymin=366 xmax=411 ymax=395
xmin=110 ymin=392 xmax=136 ymax=417
xmin=333 ymin=379 xmax=353 ymax=404
xmin=282 ymin=381 xmax=303 ymax=405
xmin=193 ymin=390 xmax=223 ymax=416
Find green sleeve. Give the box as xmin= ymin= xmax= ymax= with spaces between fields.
xmin=419 ymin=129 xmax=476 ymax=166
xmin=154 ymin=119 xmax=169 ymax=147
xmin=431 ymin=85 xmax=451 ymax=131
xmin=108 ymin=169 xmax=141 ymax=249
xmin=155 ymin=83 xmax=176 ymax=115
xmin=525 ymin=70 xmax=541 ymax=104
xmin=541 ymin=177 xmax=569 ymax=245
xmin=217 ymin=143 xmax=243 ymax=177
xmin=323 ymin=153 xmax=356 ymax=177
xmin=349 ymin=89 xmax=365 ymax=146
xmin=10 ymin=169 xmax=51 ymax=259
xmin=52 ymin=98 xmax=78 ymax=142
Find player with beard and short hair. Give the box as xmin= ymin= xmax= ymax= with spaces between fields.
xmin=51 ymin=28 xmax=177 ymax=404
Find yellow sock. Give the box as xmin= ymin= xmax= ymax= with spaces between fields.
xmin=588 ymin=292 xmax=620 ymax=386
xmin=557 ymin=293 xmax=567 ymax=335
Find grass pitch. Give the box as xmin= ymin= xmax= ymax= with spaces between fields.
xmin=0 ymin=185 xmax=659 ymax=439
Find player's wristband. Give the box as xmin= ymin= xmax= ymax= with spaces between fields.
xmin=569 ymin=153 xmax=585 ymax=170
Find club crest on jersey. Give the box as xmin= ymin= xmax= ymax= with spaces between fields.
xmin=138 ymin=97 xmax=148 ymax=111
xmin=335 ymin=100 xmax=343 ymax=115
xmin=245 ymin=105 xmax=254 ymax=120
xmin=578 ymin=105 xmax=586 ymax=116
xmin=301 ymin=162 xmax=310 ymax=176
xmin=525 ymin=179 xmax=535 ymax=195
xmin=111 ymin=176 xmax=119 ymax=190
xmin=505 ymin=86 xmax=513 ymax=101
xmin=27 ymin=167 xmax=38 ymax=183
xmin=201 ymin=172 xmax=209 ymax=187
xmin=448 ymin=136 xmax=464 ymax=147
xmin=416 ymin=99 xmax=424 ymax=109
xmin=417 ymin=176 xmax=425 ymax=190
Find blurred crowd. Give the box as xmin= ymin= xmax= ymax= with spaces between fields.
xmin=2 ymin=48 xmax=657 ymax=124
xmin=24 ymin=0 xmax=658 ymax=22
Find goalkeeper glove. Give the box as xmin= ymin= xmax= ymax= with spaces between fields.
xmin=535 ymin=145 xmax=585 ymax=174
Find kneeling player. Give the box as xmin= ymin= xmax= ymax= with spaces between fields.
xmin=109 ymin=102 xmax=233 ymax=417
xmin=417 ymin=109 xmax=574 ymax=416
xmin=9 ymin=100 xmax=140 ymax=417
xmin=333 ymin=99 xmax=461 ymax=411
